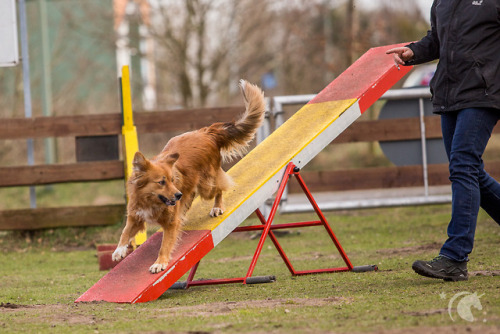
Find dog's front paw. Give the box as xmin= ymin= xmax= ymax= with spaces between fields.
xmin=112 ymin=245 xmax=128 ymax=262
xmin=210 ymin=207 xmax=224 ymax=217
xmin=149 ymin=262 xmax=168 ymax=274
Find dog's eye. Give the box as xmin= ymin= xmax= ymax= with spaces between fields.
xmin=158 ymin=180 xmax=166 ymax=186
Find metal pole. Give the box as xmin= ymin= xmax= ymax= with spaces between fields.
xmin=256 ymin=97 xmax=271 ymax=145
xmin=259 ymin=98 xmax=288 ymax=218
xmin=271 ymin=95 xmax=315 ymax=209
xmin=345 ymin=0 xmax=355 ymax=66
xmin=39 ymin=0 xmax=56 ymax=164
xmin=323 ymin=0 xmax=334 ymax=81
xmin=139 ymin=24 xmax=156 ymax=110
xmin=18 ymin=0 xmax=36 ymax=208
xmin=419 ymin=97 xmax=429 ymax=197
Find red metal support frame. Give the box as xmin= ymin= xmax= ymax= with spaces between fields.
xmin=176 ymin=162 xmax=371 ymax=289
xmin=243 ymin=162 xmax=297 ymax=280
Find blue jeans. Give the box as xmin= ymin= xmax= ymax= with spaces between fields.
xmin=440 ymin=107 xmax=500 ymax=262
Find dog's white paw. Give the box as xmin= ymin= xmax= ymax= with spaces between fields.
xmin=210 ymin=207 xmax=224 ymax=217
xmin=112 ymin=245 xmax=128 ymax=262
xmin=149 ymin=262 xmax=167 ymax=274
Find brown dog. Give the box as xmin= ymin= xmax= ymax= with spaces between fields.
xmin=112 ymin=80 xmax=265 ymax=273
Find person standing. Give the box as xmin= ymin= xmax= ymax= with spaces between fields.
xmin=386 ymin=0 xmax=500 ymax=281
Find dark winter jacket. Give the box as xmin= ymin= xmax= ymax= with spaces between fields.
xmin=405 ymin=0 xmax=500 ymax=113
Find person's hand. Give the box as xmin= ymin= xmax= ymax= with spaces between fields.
xmin=386 ymin=47 xmax=414 ymax=65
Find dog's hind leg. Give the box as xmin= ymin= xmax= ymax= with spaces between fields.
xmin=210 ymin=190 xmax=224 ymax=217
xmin=209 ymin=168 xmax=232 ymax=217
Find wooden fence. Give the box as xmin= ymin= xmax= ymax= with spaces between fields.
xmin=289 ymin=115 xmax=500 ymax=193
xmin=0 ymin=106 xmax=244 ymax=230
xmin=1 ymin=106 xmax=500 ymax=230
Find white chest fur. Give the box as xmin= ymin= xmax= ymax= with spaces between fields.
xmin=134 ymin=208 xmax=157 ymax=224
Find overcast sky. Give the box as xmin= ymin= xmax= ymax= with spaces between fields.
xmin=357 ymin=0 xmax=434 ymax=22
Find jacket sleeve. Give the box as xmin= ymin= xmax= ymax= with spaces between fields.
xmin=404 ymin=1 xmax=440 ymax=65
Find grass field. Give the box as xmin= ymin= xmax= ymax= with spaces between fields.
xmin=0 ymin=204 xmax=499 ymax=333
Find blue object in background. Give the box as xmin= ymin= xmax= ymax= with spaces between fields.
xmin=261 ymin=71 xmax=277 ymax=90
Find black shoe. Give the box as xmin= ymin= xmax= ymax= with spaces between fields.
xmin=412 ymin=255 xmax=468 ymax=281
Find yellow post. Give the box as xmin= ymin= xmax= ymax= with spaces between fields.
xmin=121 ymin=65 xmax=147 ymax=246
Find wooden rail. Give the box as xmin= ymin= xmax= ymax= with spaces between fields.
xmin=0 ymin=106 xmax=244 ymax=140
xmin=0 ymin=107 xmax=243 ymax=188
xmin=0 ymin=161 xmax=124 ymax=187
xmin=0 ymin=107 xmax=243 ymax=230
xmin=0 ymin=114 xmax=445 ymax=188
xmin=0 ymin=204 xmax=126 ymax=231
xmin=289 ymin=161 xmax=500 ymax=193
xmin=2 ymin=107 xmax=500 ymax=230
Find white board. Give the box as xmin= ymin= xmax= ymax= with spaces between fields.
xmin=0 ymin=0 xmax=19 ymax=67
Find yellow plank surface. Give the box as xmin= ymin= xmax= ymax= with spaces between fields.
xmin=184 ymin=98 xmax=356 ymax=231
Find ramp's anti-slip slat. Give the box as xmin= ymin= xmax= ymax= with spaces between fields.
xmin=76 ymin=44 xmax=412 ymax=303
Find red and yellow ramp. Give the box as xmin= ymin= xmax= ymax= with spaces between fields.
xmin=76 ymin=44 xmax=412 ymax=303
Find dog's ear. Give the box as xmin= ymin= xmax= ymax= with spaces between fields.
xmin=165 ymin=153 xmax=179 ymax=166
xmin=132 ymin=151 xmax=149 ymax=173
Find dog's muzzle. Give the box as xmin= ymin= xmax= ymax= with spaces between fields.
xmin=158 ymin=192 xmax=182 ymax=206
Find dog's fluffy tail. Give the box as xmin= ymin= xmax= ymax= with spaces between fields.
xmin=211 ymin=80 xmax=265 ymax=162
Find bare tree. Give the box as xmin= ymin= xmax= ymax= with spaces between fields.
xmin=151 ymin=1 xmax=225 ymax=107
xmin=149 ymin=0 xmax=280 ymax=108
xmin=147 ymin=0 xmax=430 ymax=108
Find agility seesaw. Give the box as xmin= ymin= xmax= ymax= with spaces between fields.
xmin=76 ymin=43 xmax=412 ymax=303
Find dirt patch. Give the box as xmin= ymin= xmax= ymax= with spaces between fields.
xmin=212 ymin=255 xmax=254 ymax=264
xmin=470 ymin=270 xmax=500 ymax=277
xmin=372 ymin=325 xmax=500 ymax=334
xmin=0 ymin=303 xmax=62 ymax=313
xmin=376 ymin=242 xmax=442 ymax=256
xmin=46 ymin=312 xmax=96 ymax=326
xmin=2 ymin=300 xmax=498 ymax=334
xmin=0 ymin=297 xmax=351 ymax=326
xmin=402 ymin=308 xmax=448 ymax=316
xmin=0 ymin=303 xmax=34 ymax=309
xmin=157 ymin=297 xmax=352 ymax=317
xmin=0 ymin=303 xmax=96 ymax=326
xmin=212 ymin=251 xmax=340 ymax=265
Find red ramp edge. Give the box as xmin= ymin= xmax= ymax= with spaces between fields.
xmin=309 ymin=43 xmax=412 ymax=112
xmin=75 ymin=230 xmax=213 ymax=303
